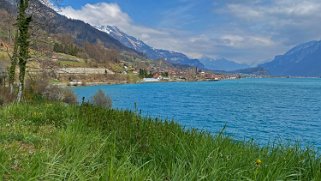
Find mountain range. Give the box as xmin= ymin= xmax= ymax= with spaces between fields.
xmin=96 ymin=25 xmax=204 ymax=68
xmin=0 ymin=0 xmax=14 ymax=11
xmin=1 ymin=0 xmax=250 ymax=71
xmin=259 ymin=40 xmax=321 ymax=77
xmin=199 ymin=57 xmax=250 ymax=71
xmin=2 ymin=0 xmax=135 ymax=52
xmin=4 ymin=0 xmax=321 ymax=77
xmin=94 ymin=17 xmax=321 ymax=77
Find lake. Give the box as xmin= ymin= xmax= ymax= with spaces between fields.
xmin=73 ymin=78 xmax=321 ymax=150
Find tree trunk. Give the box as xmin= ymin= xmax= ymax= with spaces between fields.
xmin=9 ymin=30 xmax=19 ymax=95
xmin=17 ymin=58 xmax=27 ymax=102
xmin=16 ymin=0 xmax=31 ymax=102
xmin=17 ymin=82 xmax=23 ymax=102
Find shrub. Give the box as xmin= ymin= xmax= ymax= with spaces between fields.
xmin=91 ymin=90 xmax=112 ymax=108
xmin=42 ymin=85 xmax=63 ymax=101
xmin=23 ymin=73 xmax=77 ymax=104
xmin=25 ymin=73 xmax=50 ymax=100
xmin=62 ymin=88 xmax=78 ymax=104
xmin=0 ymin=87 xmax=15 ymax=105
xmin=43 ymin=85 xmax=78 ymax=104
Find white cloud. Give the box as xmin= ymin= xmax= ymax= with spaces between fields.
xmin=60 ymin=3 xmax=131 ymax=27
xmin=209 ymin=0 xmax=321 ymax=64
xmin=59 ymin=2 xmax=209 ymax=60
xmin=57 ymin=1 xmax=321 ymax=65
xmin=59 ymin=3 xmax=172 ymax=49
xmin=227 ymin=0 xmax=321 ymax=22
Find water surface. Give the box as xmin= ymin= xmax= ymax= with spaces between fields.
xmin=73 ymin=78 xmax=321 ymax=150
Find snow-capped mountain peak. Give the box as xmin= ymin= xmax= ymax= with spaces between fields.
xmin=96 ymin=25 xmax=204 ymax=68
xmin=96 ymin=25 xmax=146 ymax=51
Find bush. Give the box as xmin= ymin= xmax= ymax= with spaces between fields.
xmin=25 ymin=73 xmax=50 ymax=100
xmin=24 ymin=74 xmax=77 ymax=104
xmin=42 ymin=85 xmax=63 ymax=101
xmin=62 ymin=88 xmax=78 ymax=104
xmin=43 ymin=85 xmax=78 ymax=104
xmin=0 ymin=87 xmax=15 ymax=105
xmin=90 ymin=90 xmax=112 ymax=108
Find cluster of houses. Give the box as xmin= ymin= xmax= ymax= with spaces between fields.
xmin=138 ymin=65 xmax=240 ymax=82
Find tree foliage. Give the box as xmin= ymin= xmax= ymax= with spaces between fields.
xmin=139 ymin=69 xmax=153 ymax=78
xmin=53 ymin=42 xmax=80 ymax=56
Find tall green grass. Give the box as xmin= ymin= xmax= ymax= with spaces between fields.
xmin=0 ymin=102 xmax=320 ymax=180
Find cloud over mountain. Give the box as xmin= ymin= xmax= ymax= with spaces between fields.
xmin=58 ymin=0 xmax=321 ymax=65
xmin=59 ymin=3 xmax=180 ymax=53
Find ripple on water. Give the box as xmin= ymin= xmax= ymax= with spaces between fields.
xmin=74 ymin=78 xmax=321 ymax=151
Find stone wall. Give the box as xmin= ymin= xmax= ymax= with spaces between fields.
xmin=55 ymin=68 xmax=115 ymax=75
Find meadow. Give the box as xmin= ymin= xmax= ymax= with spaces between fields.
xmin=0 ymin=102 xmax=320 ymax=180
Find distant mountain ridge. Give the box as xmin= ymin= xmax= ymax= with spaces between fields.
xmin=0 ymin=0 xmax=14 ymax=11
xmin=1 ymin=0 xmax=135 ymax=53
xmin=199 ymin=57 xmax=250 ymax=71
xmin=7 ymin=0 xmax=321 ymax=77
xmin=231 ymin=67 xmax=269 ymax=75
xmin=96 ymin=25 xmax=204 ymax=68
xmin=260 ymin=40 xmax=321 ymax=77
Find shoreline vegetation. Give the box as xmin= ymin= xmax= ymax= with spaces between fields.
xmin=0 ymin=101 xmax=321 ymax=180
xmin=55 ymin=76 xmax=321 ymax=88
xmin=56 ymin=76 xmax=238 ymax=87
xmin=55 ymin=79 xmax=220 ymax=87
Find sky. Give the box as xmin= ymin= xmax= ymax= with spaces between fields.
xmin=56 ymin=0 xmax=321 ymax=65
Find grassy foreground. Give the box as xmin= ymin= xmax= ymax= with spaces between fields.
xmin=0 ymin=102 xmax=320 ymax=180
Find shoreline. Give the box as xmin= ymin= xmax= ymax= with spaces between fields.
xmin=54 ymin=76 xmax=321 ymax=88
xmin=55 ymin=78 xmax=222 ymax=87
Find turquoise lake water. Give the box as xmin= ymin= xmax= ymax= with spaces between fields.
xmin=73 ymin=78 xmax=321 ymax=150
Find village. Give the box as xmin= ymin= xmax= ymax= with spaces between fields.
xmin=139 ymin=66 xmax=240 ymax=83
xmin=0 ymin=57 xmax=241 ymax=87
xmin=0 ymin=39 xmax=241 ymax=87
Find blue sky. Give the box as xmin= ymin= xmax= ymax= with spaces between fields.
xmin=60 ymin=0 xmax=214 ymax=30
xmin=57 ymin=0 xmax=321 ymax=65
